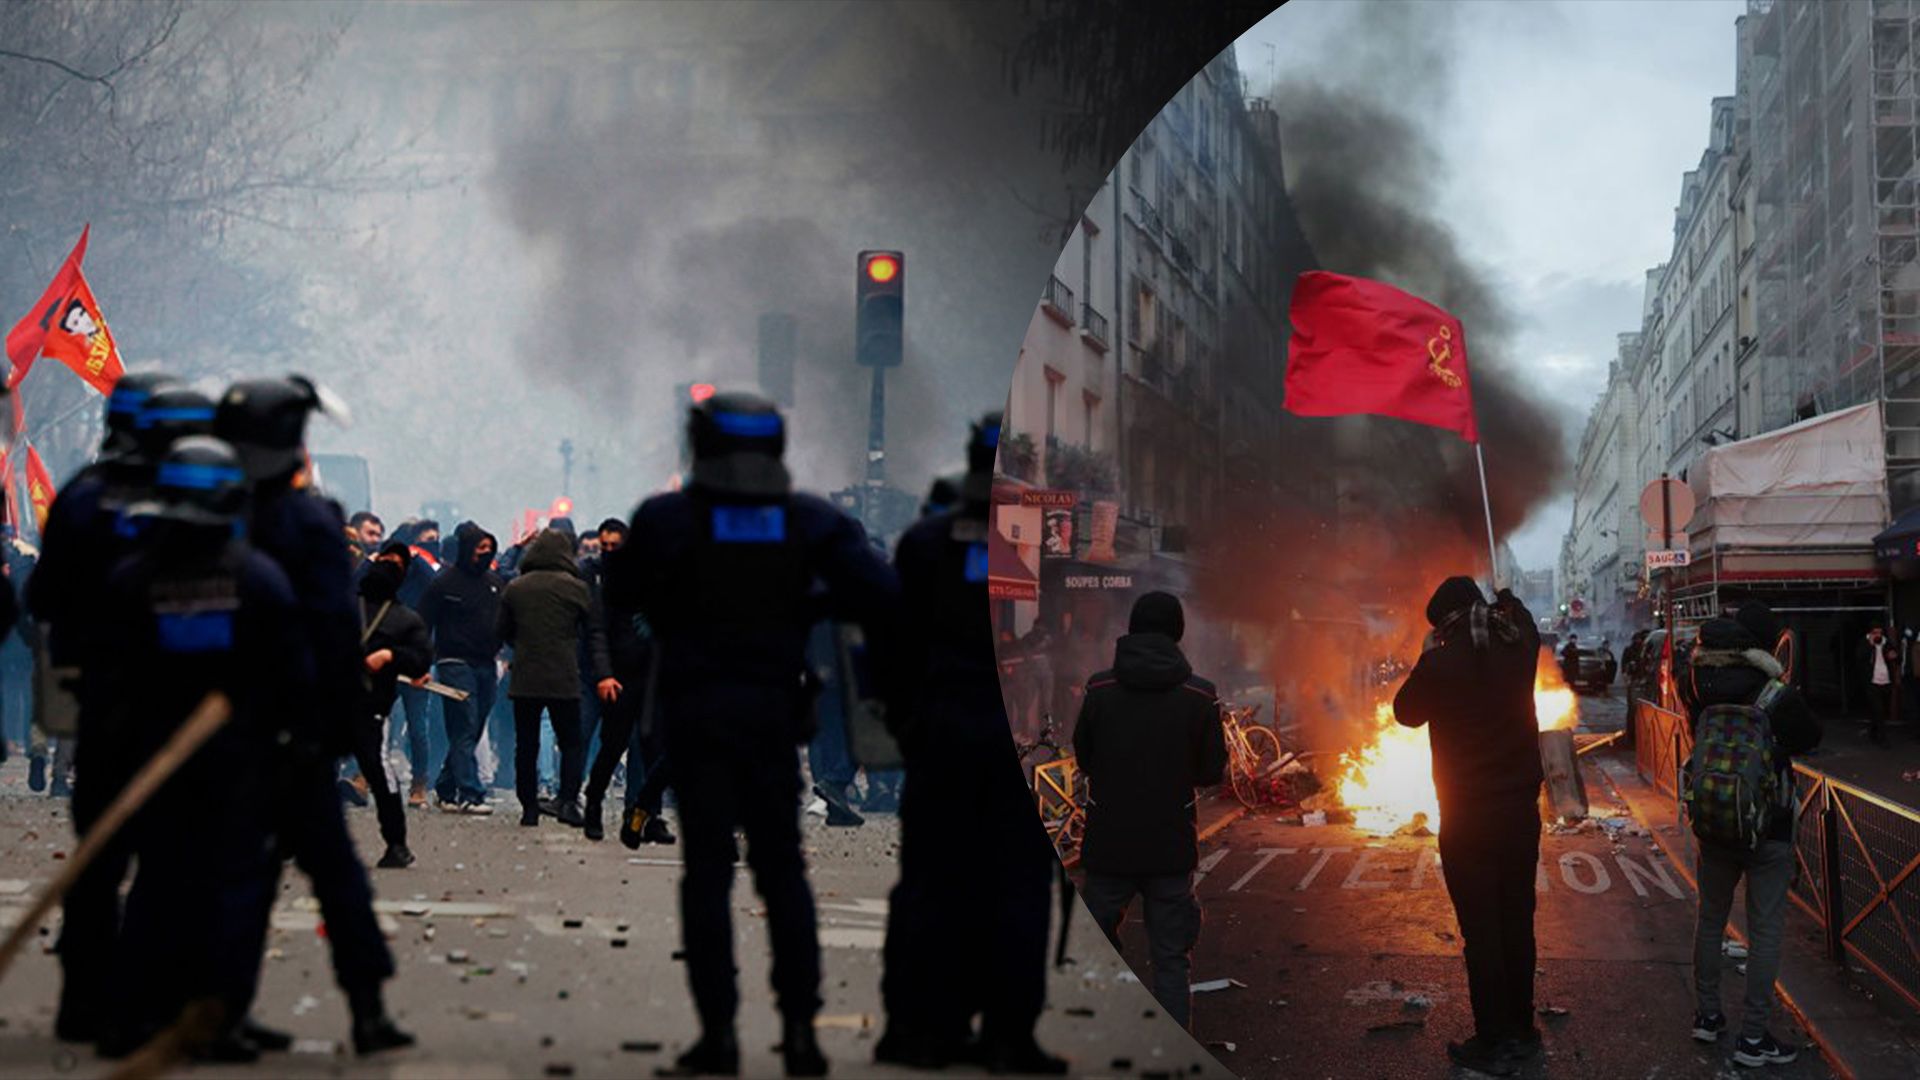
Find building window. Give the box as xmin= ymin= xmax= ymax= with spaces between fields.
xmin=1084 ymin=391 xmax=1101 ymax=451
xmin=1044 ymin=368 xmax=1064 ymax=445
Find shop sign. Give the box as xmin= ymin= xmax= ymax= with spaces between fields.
xmin=1063 ymin=573 xmax=1134 ymax=590
xmin=1020 ymin=489 xmax=1078 ymax=509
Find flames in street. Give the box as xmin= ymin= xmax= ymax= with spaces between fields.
xmin=1334 ymin=656 xmax=1579 ymax=835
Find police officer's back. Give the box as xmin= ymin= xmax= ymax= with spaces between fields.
xmin=603 ymin=391 xmax=896 ymax=1078
xmin=877 ymin=413 xmax=1066 ymax=1073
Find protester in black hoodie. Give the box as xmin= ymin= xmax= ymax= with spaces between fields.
xmin=416 ymin=521 xmax=503 ymax=812
xmin=1393 ymin=576 xmax=1542 ymax=1076
xmin=1072 ymin=591 xmax=1227 ymax=1031
xmin=1679 ymin=602 xmax=1819 ymax=1066
xmin=357 ymin=543 xmax=432 ymax=868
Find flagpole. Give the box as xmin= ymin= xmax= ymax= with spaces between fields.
xmin=1475 ymin=442 xmax=1500 ymax=592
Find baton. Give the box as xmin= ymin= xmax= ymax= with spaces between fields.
xmin=421 ymin=680 xmax=471 ymax=702
xmin=0 ymin=693 xmax=233 ymax=982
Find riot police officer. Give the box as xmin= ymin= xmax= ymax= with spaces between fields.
xmin=214 ymin=376 xmax=412 ymax=1055
xmin=27 ymin=376 xmax=219 ymax=1045
xmin=603 ymin=390 xmax=897 ymax=1078
xmin=876 ymin=414 xmax=1066 ymax=1073
xmin=95 ymin=436 xmax=302 ymax=1060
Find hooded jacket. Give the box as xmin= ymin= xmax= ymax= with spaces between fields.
xmin=359 ymin=563 xmax=432 ymax=716
xmin=1072 ymin=633 xmax=1228 ymax=877
xmin=1679 ymin=617 xmax=1820 ymax=844
xmin=495 ymin=529 xmax=596 ymax=700
xmin=417 ymin=522 xmax=504 ymax=665
xmin=1393 ymin=587 xmax=1544 ymax=813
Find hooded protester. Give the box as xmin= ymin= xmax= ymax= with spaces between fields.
xmin=1070 ymin=590 xmax=1227 ymax=1034
xmin=382 ymin=519 xmax=442 ymax=805
xmin=356 ymin=542 xmax=432 ymax=868
xmin=876 ymin=413 xmax=1067 ymax=1073
xmin=495 ymin=528 xmax=598 ymax=827
xmin=580 ymin=517 xmax=673 ymax=845
xmin=1679 ymin=602 xmax=1819 ymax=1065
xmin=1392 ymin=576 xmax=1543 ymax=1076
xmin=417 ymin=520 xmax=503 ymax=811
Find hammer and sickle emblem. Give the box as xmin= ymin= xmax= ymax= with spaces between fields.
xmin=1427 ymin=324 xmax=1463 ymax=389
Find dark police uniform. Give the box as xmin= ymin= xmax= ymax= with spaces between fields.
xmin=97 ymin=441 xmax=304 ymax=1055
xmin=602 ymin=394 xmax=895 ymax=1075
xmin=877 ymin=442 xmax=1060 ymax=1072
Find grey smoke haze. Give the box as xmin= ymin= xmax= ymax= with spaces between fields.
xmin=1261 ymin=2 xmax=1571 ymax=542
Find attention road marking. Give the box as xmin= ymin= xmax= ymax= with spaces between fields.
xmin=1199 ymin=845 xmax=1683 ymax=900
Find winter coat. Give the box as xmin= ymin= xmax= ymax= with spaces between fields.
xmin=1393 ymin=593 xmax=1545 ymax=815
xmin=417 ymin=523 xmax=504 ymax=665
xmin=1679 ymin=617 xmax=1820 ymax=844
xmin=495 ymin=530 xmax=595 ymax=700
xmin=1072 ymin=632 xmax=1228 ymax=878
xmin=581 ymin=554 xmax=649 ymax=681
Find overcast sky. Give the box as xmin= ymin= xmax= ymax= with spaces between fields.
xmin=1235 ymin=0 xmax=1746 ymax=570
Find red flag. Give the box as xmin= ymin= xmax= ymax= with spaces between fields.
xmin=5 ymin=226 xmax=126 ymax=396
xmin=23 ymin=443 xmax=54 ymax=534
xmin=1285 ymin=270 xmax=1478 ymax=443
xmin=0 ymin=448 xmax=12 ymax=531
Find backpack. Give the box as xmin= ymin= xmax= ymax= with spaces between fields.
xmin=1681 ymin=678 xmax=1790 ymax=850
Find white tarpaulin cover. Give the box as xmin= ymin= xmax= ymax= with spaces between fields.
xmin=1689 ymin=402 xmax=1888 ymax=548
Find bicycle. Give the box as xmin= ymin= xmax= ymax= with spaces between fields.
xmin=1220 ymin=703 xmax=1290 ymax=810
xmin=1016 ymin=714 xmax=1088 ymax=868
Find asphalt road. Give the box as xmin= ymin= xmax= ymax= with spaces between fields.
xmin=0 ymin=763 xmax=1226 ymax=1080
xmin=1101 ymin=693 xmax=1834 ymax=1080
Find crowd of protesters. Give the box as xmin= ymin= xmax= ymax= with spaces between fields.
xmin=0 ymin=375 xmax=1067 ymax=1077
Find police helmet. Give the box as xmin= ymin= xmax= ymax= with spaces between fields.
xmin=962 ymin=411 xmax=1001 ymax=505
xmin=135 ymin=436 xmax=250 ymax=527
xmin=215 ymin=376 xmax=337 ymax=482
xmin=686 ymin=390 xmax=791 ymax=498
xmin=132 ymin=387 xmax=217 ymax=462
xmin=102 ymin=372 xmax=182 ymax=457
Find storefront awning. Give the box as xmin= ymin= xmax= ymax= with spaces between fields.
xmin=1874 ymin=504 xmax=1920 ymax=563
xmin=988 ymin=524 xmax=1038 ymax=601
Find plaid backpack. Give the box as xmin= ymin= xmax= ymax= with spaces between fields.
xmin=1681 ymin=678 xmax=1790 ymax=850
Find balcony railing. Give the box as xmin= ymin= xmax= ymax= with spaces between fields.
xmin=1041 ymin=276 xmax=1075 ymax=327
xmin=1081 ymin=305 xmax=1110 ymax=352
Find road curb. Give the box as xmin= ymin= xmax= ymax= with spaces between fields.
xmin=1196 ymin=799 xmax=1248 ymax=844
xmin=1593 ymin=754 xmax=1859 ymax=1080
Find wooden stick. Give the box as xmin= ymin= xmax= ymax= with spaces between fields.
xmin=0 ymin=692 xmax=233 ymax=982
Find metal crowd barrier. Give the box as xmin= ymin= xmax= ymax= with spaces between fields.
xmin=1632 ymin=699 xmax=1920 ymax=1014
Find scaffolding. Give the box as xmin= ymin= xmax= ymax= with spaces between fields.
xmin=1747 ymin=0 xmax=1920 ymax=511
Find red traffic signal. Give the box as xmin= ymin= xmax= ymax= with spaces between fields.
xmin=864 ymin=253 xmax=899 ymax=283
xmin=689 ymin=382 xmax=716 ymax=403
xmin=856 ymin=249 xmax=904 ymax=369
xmin=551 ymin=496 xmax=574 ymax=518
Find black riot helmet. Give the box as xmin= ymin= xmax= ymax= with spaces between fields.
xmin=214 ymin=375 xmax=335 ymax=483
xmin=131 ymin=387 xmax=218 ymax=463
xmin=133 ymin=435 xmax=251 ymax=528
xmin=961 ymin=411 xmax=1001 ymax=507
xmin=102 ymin=372 xmax=182 ymax=458
xmin=686 ymin=390 xmax=791 ymax=498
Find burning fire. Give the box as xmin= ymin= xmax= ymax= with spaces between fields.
xmin=1336 ymin=661 xmax=1581 ymax=835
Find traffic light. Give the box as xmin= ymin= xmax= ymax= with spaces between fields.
xmin=674 ymin=381 xmax=718 ymax=409
xmin=855 ymin=250 xmax=903 ymax=368
xmin=550 ymin=496 xmax=574 ymax=520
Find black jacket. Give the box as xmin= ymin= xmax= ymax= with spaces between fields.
xmin=361 ymin=596 xmax=432 ymax=717
xmin=582 ymin=554 xmax=649 ymax=681
xmin=1072 ymin=633 xmax=1228 ymax=878
xmin=1679 ymin=617 xmax=1820 ymax=844
xmin=417 ymin=523 xmax=504 ymax=665
xmin=1394 ymin=593 xmax=1545 ymax=813
xmin=496 ymin=530 xmax=595 ymax=700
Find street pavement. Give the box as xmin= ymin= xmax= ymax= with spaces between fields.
xmin=0 ymin=763 xmax=1227 ymax=1080
xmin=1102 ymin=693 xmax=1837 ymax=1080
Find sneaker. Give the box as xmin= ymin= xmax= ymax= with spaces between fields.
xmin=1691 ymin=1012 xmax=1727 ymax=1043
xmin=1498 ymin=1027 xmax=1542 ymax=1063
xmin=1732 ymin=1032 xmax=1798 ymax=1067
xmin=376 ymin=844 xmax=416 ymax=869
xmin=338 ymin=778 xmax=370 ymax=808
xmin=49 ymin=773 xmax=71 ymax=798
xmin=555 ymin=801 xmax=586 ymax=829
xmin=643 ymin=816 xmax=676 ymax=845
xmin=407 ymin=782 xmax=428 ymax=809
xmin=583 ymin=798 xmax=605 ymax=842
xmin=520 ymin=807 xmax=540 ymax=827
xmin=436 ymin=795 xmax=464 ymax=813
xmin=815 ymin=783 xmax=864 ymax=828
xmin=27 ymin=755 xmax=45 ymax=793
xmin=459 ymin=800 xmax=494 ymax=816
